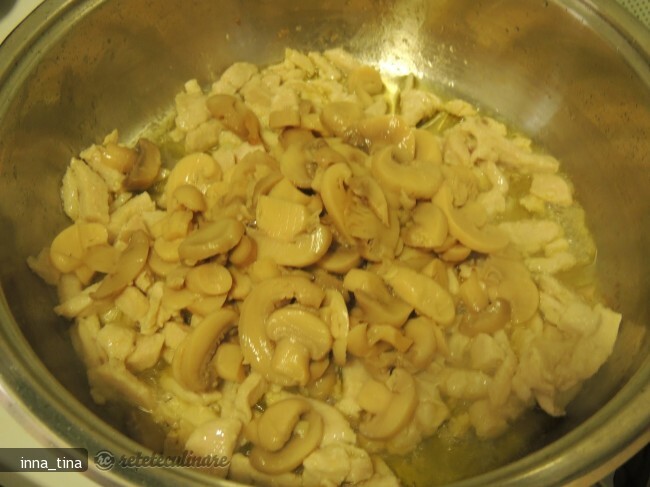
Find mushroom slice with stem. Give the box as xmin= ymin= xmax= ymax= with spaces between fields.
xmin=380 ymin=264 xmax=456 ymax=327
xmin=459 ymin=298 xmax=511 ymax=337
xmin=266 ymin=306 xmax=333 ymax=385
xmin=178 ymin=217 xmax=245 ymax=264
xmin=343 ymin=268 xmax=412 ymax=328
xmin=172 ymin=308 xmax=238 ymax=392
xmin=238 ymin=276 xmax=325 ymax=386
xmin=255 ymin=195 xmax=311 ymax=241
xmin=206 ymin=93 xmax=263 ymax=145
xmin=317 ymin=244 xmax=361 ymax=275
xmin=433 ymin=183 xmax=508 ymax=254
xmin=247 ymin=397 xmax=324 ymax=474
xmin=480 ymin=254 xmax=539 ymax=324
xmin=348 ymin=173 xmax=390 ymax=227
xmin=163 ymin=152 xmax=222 ymax=207
xmin=320 ymin=289 xmax=350 ymax=366
xmin=91 ymin=230 xmax=150 ymax=300
xmin=358 ymin=368 xmax=418 ymax=440
xmin=247 ymin=223 xmax=332 ymax=268
xmin=320 ymin=162 xmax=354 ymax=243
xmin=354 ymin=115 xmax=415 ymax=163
xmin=404 ymin=316 xmax=438 ymax=370
xmin=320 ymin=101 xmax=365 ymax=138
xmin=371 ymin=145 xmax=443 ymax=199
xmin=402 ymin=202 xmax=448 ymax=249
xmin=123 ymin=138 xmax=161 ymax=191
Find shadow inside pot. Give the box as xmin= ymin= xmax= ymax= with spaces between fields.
xmin=0 ymin=1 xmax=17 ymax=20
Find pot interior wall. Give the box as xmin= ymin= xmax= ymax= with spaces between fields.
xmin=0 ymin=0 xmax=648 ymax=483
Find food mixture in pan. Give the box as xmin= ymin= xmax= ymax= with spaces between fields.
xmin=28 ymin=48 xmax=621 ymax=486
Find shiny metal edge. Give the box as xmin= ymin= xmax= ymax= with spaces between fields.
xmin=0 ymin=1 xmax=647 ymax=486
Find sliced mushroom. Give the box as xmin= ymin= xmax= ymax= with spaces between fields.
xmin=348 ymin=174 xmax=390 ymax=226
xmin=206 ymin=93 xmax=262 ymax=145
xmin=358 ymin=368 xmax=418 ymax=440
xmin=458 ymin=269 xmax=489 ymax=312
xmin=404 ymin=316 xmax=438 ymax=370
xmin=343 ymin=269 xmax=412 ymax=327
xmin=414 ymin=128 xmax=443 ymax=164
xmin=380 ymin=264 xmax=456 ymax=326
xmin=247 ymin=224 xmax=331 ymax=268
xmin=320 ymin=101 xmax=365 ymax=138
xmin=92 ymin=230 xmax=150 ymax=300
xmin=459 ymin=299 xmax=511 ymax=337
xmin=213 ymin=343 xmax=246 ymax=383
xmin=367 ymin=325 xmax=413 ymax=352
xmin=267 ymin=177 xmax=312 ymax=205
xmin=172 ymin=308 xmax=238 ymax=391
xmin=100 ymin=141 xmax=137 ymax=173
xmin=248 ymin=398 xmax=324 ymax=474
xmin=230 ymin=150 xmax=280 ymax=189
xmin=124 ymin=138 xmax=161 ymax=191
xmin=265 ymin=306 xmax=333 ymax=385
xmin=256 ymin=398 xmax=312 ymax=452
xmin=371 ymin=146 xmax=443 ymax=199
xmin=402 ymin=202 xmax=448 ymax=249
xmin=170 ymin=184 xmax=207 ymax=212
xmin=354 ymin=115 xmax=415 ymax=163
xmin=354 ymin=205 xmax=401 ymax=263
xmin=279 ymin=143 xmax=314 ymax=189
xmin=229 ymin=234 xmax=257 ymax=267
xmin=317 ymin=244 xmax=361 ymax=274
xmin=433 ymin=184 xmax=508 ymax=254
xmin=348 ymin=65 xmax=384 ymax=99
xmin=185 ymin=263 xmax=232 ymax=296
xmin=269 ymin=108 xmax=301 ymax=129
xmin=320 ymin=162 xmax=354 ymax=243
xmin=49 ymin=221 xmax=109 ymax=276
xmin=163 ymin=152 xmax=222 ymax=206
xmin=255 ymin=195 xmax=311 ymax=241
xmin=320 ymin=289 xmax=350 ymax=366
xmin=481 ymin=255 xmax=539 ymax=324
xmin=238 ymin=276 xmax=325 ymax=385
xmin=178 ymin=217 xmax=245 ymax=263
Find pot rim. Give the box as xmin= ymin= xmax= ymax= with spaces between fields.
xmin=0 ymin=1 xmax=648 ymax=486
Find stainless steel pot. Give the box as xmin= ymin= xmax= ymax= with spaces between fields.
xmin=0 ymin=1 xmax=648 ymax=485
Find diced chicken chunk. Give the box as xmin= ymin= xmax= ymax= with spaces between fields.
xmin=175 ymin=79 xmax=211 ymax=131
xmin=530 ymin=173 xmax=573 ymax=206
xmin=127 ymin=333 xmax=164 ymax=372
xmin=70 ymin=314 xmax=105 ymax=367
xmin=185 ymin=119 xmax=222 ymax=153
xmin=88 ymin=362 xmax=155 ymax=410
xmin=336 ymin=359 xmax=372 ymax=419
xmin=80 ymin=138 xmax=127 ymax=192
xmin=512 ymin=275 xmax=621 ymax=416
xmin=107 ymin=192 xmax=155 ymax=240
xmin=96 ymin=323 xmax=136 ymax=361
xmin=303 ymin=444 xmax=374 ymax=486
xmin=185 ymin=418 xmax=241 ymax=478
xmin=498 ymin=220 xmax=563 ymax=255
xmin=54 ymin=281 xmax=99 ymax=318
xmin=211 ymin=62 xmax=259 ymax=95
xmin=323 ymin=48 xmax=362 ymax=74
xmin=27 ymin=247 xmax=60 ymax=285
xmin=61 ymin=158 xmax=110 ymax=224
xmin=399 ymin=88 xmax=441 ymax=127
xmin=526 ymin=252 xmax=576 ymax=274
xmin=308 ymin=51 xmax=342 ymax=80
xmin=115 ymin=286 xmax=150 ymax=322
